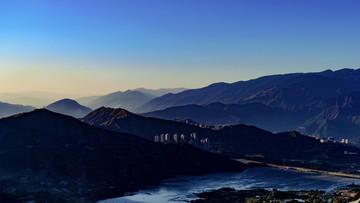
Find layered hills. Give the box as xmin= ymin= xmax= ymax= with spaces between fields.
xmin=76 ymin=88 xmax=187 ymax=113
xmin=76 ymin=90 xmax=154 ymax=113
xmin=46 ymin=98 xmax=93 ymax=118
xmin=0 ymin=109 xmax=242 ymax=201
xmin=136 ymin=69 xmax=360 ymax=143
xmin=83 ymin=107 xmax=360 ymax=168
xmin=134 ymin=87 xmax=188 ymax=97
xmin=142 ymin=102 xmax=308 ymax=132
xmin=143 ymin=92 xmax=360 ymax=144
xmin=83 ymin=107 xmax=204 ymax=141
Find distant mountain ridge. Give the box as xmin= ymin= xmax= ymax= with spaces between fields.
xmin=0 ymin=101 xmax=35 ymax=118
xmin=76 ymin=88 xmax=188 ymax=113
xmin=134 ymin=87 xmax=188 ymax=97
xmin=76 ymin=90 xmax=154 ymax=113
xmin=135 ymin=68 xmax=360 ymax=142
xmin=137 ymin=69 xmax=360 ymax=113
xmin=46 ymin=98 xmax=93 ymax=118
xmin=0 ymin=92 xmax=83 ymax=107
xmin=142 ymin=102 xmax=308 ymax=133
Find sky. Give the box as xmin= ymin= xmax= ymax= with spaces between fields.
xmin=1 ymin=0 xmax=360 ymax=96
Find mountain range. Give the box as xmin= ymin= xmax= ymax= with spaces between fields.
xmin=3 ymin=69 xmax=360 ymax=200
xmin=135 ymin=69 xmax=360 ymax=143
xmin=142 ymin=102 xmax=308 ymax=132
xmin=76 ymin=90 xmax=153 ymax=113
xmin=83 ymin=107 xmax=360 ymax=168
xmin=0 ymin=92 xmax=83 ymax=108
xmin=142 ymin=92 xmax=360 ymax=144
xmin=137 ymin=69 xmax=360 ymax=113
xmin=3 ymin=69 xmax=360 ymax=143
xmin=133 ymin=87 xmax=188 ymax=97
xmin=76 ymin=88 xmax=187 ymax=113
xmin=0 ymin=109 xmax=242 ymax=201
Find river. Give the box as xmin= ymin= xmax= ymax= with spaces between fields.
xmin=99 ymin=167 xmax=360 ymax=203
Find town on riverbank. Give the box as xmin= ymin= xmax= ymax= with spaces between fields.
xmin=192 ymin=185 xmax=360 ymax=203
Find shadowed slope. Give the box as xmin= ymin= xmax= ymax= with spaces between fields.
xmin=0 ymin=109 xmax=243 ymax=201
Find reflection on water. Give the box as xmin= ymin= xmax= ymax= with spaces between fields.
xmin=99 ymin=167 xmax=360 ymax=203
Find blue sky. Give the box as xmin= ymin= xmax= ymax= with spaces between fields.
xmin=1 ymin=0 xmax=360 ymax=95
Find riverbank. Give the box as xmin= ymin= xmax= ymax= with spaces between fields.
xmin=191 ymin=187 xmax=360 ymax=203
xmin=240 ymin=159 xmax=360 ymax=179
xmin=100 ymin=166 xmax=359 ymax=202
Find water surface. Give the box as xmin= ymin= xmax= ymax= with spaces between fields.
xmin=99 ymin=167 xmax=359 ymax=203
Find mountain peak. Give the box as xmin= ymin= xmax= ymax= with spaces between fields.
xmin=46 ymin=98 xmax=92 ymax=118
xmin=82 ymin=107 xmax=134 ymax=126
xmin=93 ymin=106 xmax=132 ymax=116
xmin=4 ymin=108 xmax=83 ymax=130
xmin=52 ymin=98 xmax=80 ymax=105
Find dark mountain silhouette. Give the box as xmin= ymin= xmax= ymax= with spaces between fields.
xmin=82 ymin=107 xmax=203 ymax=141
xmin=83 ymin=107 xmax=360 ymax=166
xmin=0 ymin=101 xmax=35 ymax=118
xmin=137 ymin=69 xmax=360 ymax=113
xmin=142 ymin=102 xmax=309 ymax=132
xmin=134 ymin=87 xmax=188 ymax=97
xmin=76 ymin=90 xmax=154 ymax=113
xmin=0 ymin=109 xmax=243 ymax=201
xmin=46 ymin=98 xmax=93 ymax=118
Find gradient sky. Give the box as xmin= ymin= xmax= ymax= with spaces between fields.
xmin=1 ymin=0 xmax=360 ymax=96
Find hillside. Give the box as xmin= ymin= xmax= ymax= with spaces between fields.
xmin=82 ymin=107 xmax=203 ymax=141
xmin=299 ymin=91 xmax=360 ymax=142
xmin=46 ymin=98 xmax=93 ymax=118
xmin=142 ymin=102 xmax=308 ymax=132
xmin=0 ymin=109 xmax=243 ymax=202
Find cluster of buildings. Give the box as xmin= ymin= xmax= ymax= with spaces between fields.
xmin=318 ymin=137 xmax=349 ymax=144
xmin=340 ymin=138 xmax=350 ymax=144
xmin=154 ymin=132 xmax=210 ymax=150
